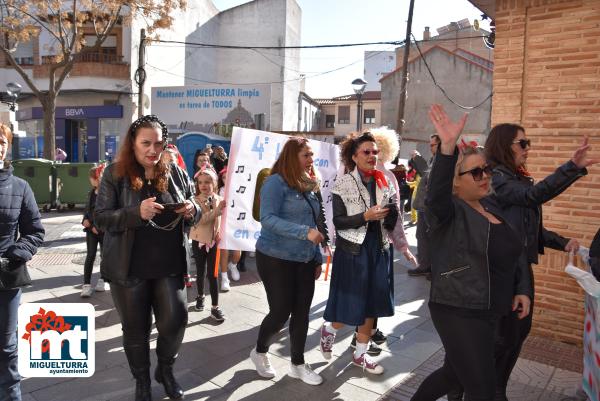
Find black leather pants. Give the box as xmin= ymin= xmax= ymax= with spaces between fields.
xmin=110 ymin=276 xmax=188 ymax=377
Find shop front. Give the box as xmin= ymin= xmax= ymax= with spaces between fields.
xmin=16 ymin=105 xmax=123 ymax=162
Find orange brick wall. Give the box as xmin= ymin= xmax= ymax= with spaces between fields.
xmin=493 ymin=0 xmax=600 ymax=344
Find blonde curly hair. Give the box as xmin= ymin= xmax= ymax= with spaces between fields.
xmin=369 ymin=127 xmax=400 ymax=164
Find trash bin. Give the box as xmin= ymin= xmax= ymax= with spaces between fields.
xmin=55 ymin=162 xmax=96 ymax=208
xmin=11 ymin=158 xmax=56 ymax=211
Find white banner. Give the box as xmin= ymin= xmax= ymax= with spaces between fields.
xmin=220 ymin=128 xmax=340 ymax=251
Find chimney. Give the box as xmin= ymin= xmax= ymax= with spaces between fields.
xmin=423 ymin=26 xmax=430 ymax=40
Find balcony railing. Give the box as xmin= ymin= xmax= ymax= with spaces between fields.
xmin=41 ymin=52 xmax=124 ymax=65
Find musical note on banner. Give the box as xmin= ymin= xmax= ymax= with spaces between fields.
xmin=326 ymin=194 xmax=332 ymax=203
xmin=236 ymin=186 xmax=246 ymax=194
xmin=323 ymin=180 xmax=330 ymax=188
xmin=332 ymin=174 xmax=338 ymax=183
xmin=237 ymin=212 xmax=246 ymax=220
xmin=235 ymin=165 xmax=245 ymax=173
xmin=231 ymin=200 xmax=235 ymax=208
xmin=247 ymin=173 xmax=252 ymax=182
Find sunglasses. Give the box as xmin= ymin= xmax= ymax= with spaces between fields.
xmin=360 ymin=149 xmax=380 ymax=156
xmin=512 ymin=139 xmax=531 ymax=150
xmin=458 ymin=165 xmax=493 ymax=181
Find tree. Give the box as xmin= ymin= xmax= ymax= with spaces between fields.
xmin=0 ymin=0 xmax=186 ymax=160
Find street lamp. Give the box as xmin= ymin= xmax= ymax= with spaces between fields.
xmin=6 ymin=82 xmax=22 ymax=111
xmin=352 ymin=78 xmax=367 ymax=132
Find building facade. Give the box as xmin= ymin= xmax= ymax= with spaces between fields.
xmin=469 ymin=0 xmax=600 ymax=345
xmin=364 ymin=50 xmax=396 ymax=91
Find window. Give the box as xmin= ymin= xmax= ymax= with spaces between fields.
xmin=364 ymin=109 xmax=376 ymax=124
xmin=338 ymin=106 xmax=350 ymax=124
xmin=325 ymin=114 xmax=335 ymax=128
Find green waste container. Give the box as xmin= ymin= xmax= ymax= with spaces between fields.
xmin=55 ymin=162 xmax=96 ymax=207
xmin=11 ymin=159 xmax=57 ymax=211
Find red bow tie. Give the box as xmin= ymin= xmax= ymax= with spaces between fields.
xmin=359 ymin=168 xmax=389 ymax=189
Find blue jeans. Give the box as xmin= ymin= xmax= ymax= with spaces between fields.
xmin=0 ymin=289 xmax=21 ymax=401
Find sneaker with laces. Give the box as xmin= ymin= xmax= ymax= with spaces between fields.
xmin=211 ymin=307 xmax=225 ymax=322
xmin=228 ymin=262 xmax=240 ymax=281
xmin=250 ymin=348 xmax=276 ymax=378
xmin=350 ymin=334 xmax=382 ymax=356
xmin=320 ymin=324 xmax=336 ymax=360
xmin=221 ymin=276 xmax=230 ymax=292
xmin=80 ymin=284 xmax=93 ymax=298
xmin=288 ymin=363 xmax=323 ymax=385
xmin=195 ymin=296 xmax=205 ymax=311
xmin=95 ymin=278 xmax=109 ymax=292
xmin=183 ymin=274 xmax=193 ymax=288
xmin=352 ymin=352 xmax=384 ymax=375
xmin=371 ymin=329 xmax=387 ymax=345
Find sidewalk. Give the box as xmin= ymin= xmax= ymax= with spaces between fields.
xmin=19 ymin=212 xmax=586 ymax=401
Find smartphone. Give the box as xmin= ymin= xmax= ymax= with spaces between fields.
xmin=161 ymin=202 xmax=187 ymax=211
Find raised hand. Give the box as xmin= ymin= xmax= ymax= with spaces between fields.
xmin=571 ymin=136 xmax=600 ymax=169
xmin=428 ymin=104 xmax=468 ymax=155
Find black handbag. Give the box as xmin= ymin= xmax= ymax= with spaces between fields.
xmin=0 ymin=258 xmax=32 ymax=290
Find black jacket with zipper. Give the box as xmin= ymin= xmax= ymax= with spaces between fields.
xmin=491 ymin=161 xmax=586 ymax=297
xmin=94 ymin=162 xmax=200 ymax=284
xmin=425 ymin=150 xmax=527 ymax=310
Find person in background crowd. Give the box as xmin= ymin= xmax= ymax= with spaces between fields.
xmin=0 ymin=123 xmax=45 ymax=401
xmin=250 ymin=137 xmax=329 ymax=386
xmin=407 ymin=134 xmax=441 ymax=279
xmin=589 ymin=227 xmax=600 ymax=281
xmin=165 ymin=144 xmax=187 ymax=170
xmin=190 ymin=166 xmax=227 ymax=321
xmin=320 ymin=132 xmax=398 ymax=375
xmin=81 ymin=164 xmax=108 ymax=297
xmin=95 ymin=115 xmax=200 ymax=401
xmin=391 ymin=162 xmax=410 ymax=213
xmin=411 ymin=105 xmax=527 ymax=401
xmin=406 ymin=159 xmax=418 ymax=224
xmin=216 ymin=167 xmax=240 ymax=290
xmin=193 ymin=151 xmax=211 ymax=174
xmin=480 ymin=124 xmax=597 ymax=401
xmin=55 ymin=147 xmax=67 ymax=162
xmin=211 ymin=146 xmax=228 ymax=175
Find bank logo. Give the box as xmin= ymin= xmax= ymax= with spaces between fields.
xmin=18 ymin=303 xmax=95 ymax=377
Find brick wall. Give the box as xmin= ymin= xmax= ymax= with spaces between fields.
xmin=493 ymin=0 xmax=600 ymax=344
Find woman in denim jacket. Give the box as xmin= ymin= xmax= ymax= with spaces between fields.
xmin=250 ymin=137 xmax=329 ymax=386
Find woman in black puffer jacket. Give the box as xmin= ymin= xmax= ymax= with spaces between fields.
xmin=0 ymin=123 xmax=45 ymax=401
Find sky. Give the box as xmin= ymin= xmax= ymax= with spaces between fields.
xmin=211 ymin=0 xmax=489 ymax=98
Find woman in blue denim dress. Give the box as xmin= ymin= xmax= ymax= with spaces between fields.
xmin=249 ymin=137 xmax=330 ymax=386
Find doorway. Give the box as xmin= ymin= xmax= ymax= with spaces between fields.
xmin=65 ymin=119 xmax=88 ymax=162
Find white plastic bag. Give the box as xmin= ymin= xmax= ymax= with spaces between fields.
xmin=564 ymin=248 xmax=600 ymax=298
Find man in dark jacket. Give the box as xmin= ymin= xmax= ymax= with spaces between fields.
xmin=0 ymin=124 xmax=45 ymax=401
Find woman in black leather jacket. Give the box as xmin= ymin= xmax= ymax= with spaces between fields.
xmin=482 ymin=124 xmax=597 ymax=400
xmin=95 ymin=115 xmax=200 ymax=401
xmin=411 ymin=105 xmax=527 ymax=401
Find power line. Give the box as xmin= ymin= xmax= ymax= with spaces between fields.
xmin=149 ymin=39 xmax=405 ymax=49
xmin=411 ymin=33 xmax=493 ymax=110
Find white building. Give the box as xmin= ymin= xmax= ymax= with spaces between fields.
xmin=363 ymin=50 xmax=396 ymax=91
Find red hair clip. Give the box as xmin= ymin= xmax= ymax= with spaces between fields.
xmin=457 ymin=139 xmax=480 ymax=152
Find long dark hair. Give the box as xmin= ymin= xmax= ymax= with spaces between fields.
xmin=270 ymin=137 xmax=310 ymax=192
xmin=484 ymin=123 xmax=525 ymax=173
xmin=339 ymin=131 xmax=376 ymax=172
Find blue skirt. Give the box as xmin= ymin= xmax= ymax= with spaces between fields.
xmin=324 ymin=230 xmax=394 ymax=326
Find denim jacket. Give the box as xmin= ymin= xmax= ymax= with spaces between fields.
xmin=255 ymin=174 xmax=322 ymax=264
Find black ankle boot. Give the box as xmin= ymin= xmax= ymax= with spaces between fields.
xmin=133 ymin=371 xmax=152 ymax=401
xmin=155 ymin=363 xmax=184 ymax=399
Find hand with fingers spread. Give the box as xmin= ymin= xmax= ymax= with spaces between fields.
xmin=428 ymin=104 xmax=468 ymax=155
xmin=571 ymin=136 xmax=600 ymax=169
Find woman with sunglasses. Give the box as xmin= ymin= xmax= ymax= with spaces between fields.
xmin=95 ymin=115 xmax=200 ymax=401
xmin=320 ymin=132 xmax=398 ymax=374
xmin=482 ymin=124 xmax=597 ymax=400
xmin=411 ymin=105 xmax=527 ymax=401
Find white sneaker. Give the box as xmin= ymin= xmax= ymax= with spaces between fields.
xmin=221 ymin=276 xmax=231 ymax=292
xmin=95 ymin=279 xmax=108 ymax=292
xmin=80 ymin=284 xmax=93 ymax=298
xmin=228 ymin=262 xmax=240 ymax=281
xmin=289 ymin=363 xmax=323 ymax=385
xmin=250 ymin=348 xmax=276 ymax=378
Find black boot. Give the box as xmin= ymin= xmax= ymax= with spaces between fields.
xmin=155 ymin=361 xmax=184 ymax=399
xmin=133 ymin=370 xmax=152 ymax=401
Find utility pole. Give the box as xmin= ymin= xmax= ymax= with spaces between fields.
xmin=396 ymin=0 xmax=416 ymax=137
xmin=136 ymin=29 xmax=147 ymax=118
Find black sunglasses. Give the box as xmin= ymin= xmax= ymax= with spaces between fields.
xmin=458 ymin=165 xmax=493 ymax=181
xmin=512 ymin=139 xmax=531 ymax=150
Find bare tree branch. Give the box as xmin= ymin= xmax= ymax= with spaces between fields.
xmin=0 ymin=46 xmax=43 ymax=99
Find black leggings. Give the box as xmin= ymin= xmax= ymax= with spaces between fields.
xmin=411 ymin=303 xmax=498 ymax=401
xmin=110 ymin=276 xmax=188 ymax=375
xmin=83 ymin=231 xmax=103 ymax=285
xmin=255 ymin=250 xmax=316 ymax=365
xmin=191 ymin=241 xmax=219 ymax=306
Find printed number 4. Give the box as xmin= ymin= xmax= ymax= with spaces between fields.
xmin=252 ymin=136 xmax=265 ymax=160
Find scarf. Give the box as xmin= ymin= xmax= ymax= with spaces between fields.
xmin=359 ymin=168 xmax=389 ymax=189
